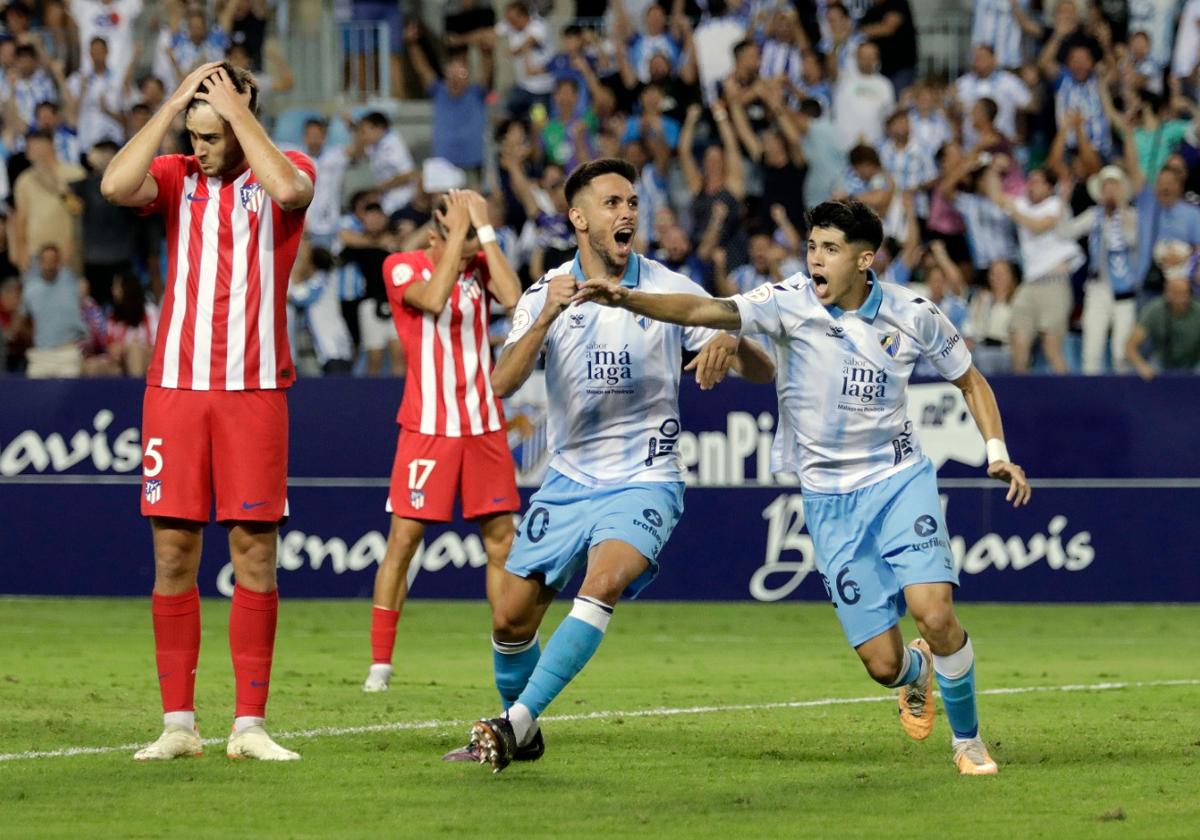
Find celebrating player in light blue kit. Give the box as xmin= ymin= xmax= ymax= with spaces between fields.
xmin=578 ymin=200 xmax=1031 ymax=776
xmin=445 ymin=159 xmax=775 ymax=772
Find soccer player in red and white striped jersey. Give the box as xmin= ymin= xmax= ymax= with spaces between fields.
xmin=102 ymin=61 xmax=315 ymax=761
xmin=363 ymin=190 xmax=523 ymax=693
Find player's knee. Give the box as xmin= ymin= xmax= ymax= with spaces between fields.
xmin=154 ymin=548 xmax=198 ymax=585
xmin=492 ymin=609 xmax=538 ymax=644
xmin=863 ymin=652 xmax=904 ymax=686
xmin=914 ymin=606 xmax=959 ymax=647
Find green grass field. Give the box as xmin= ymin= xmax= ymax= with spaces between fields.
xmin=1 ymin=598 xmax=1198 ymax=838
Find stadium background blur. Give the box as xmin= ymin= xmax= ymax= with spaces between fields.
xmin=0 ymin=0 xmax=1197 ymax=379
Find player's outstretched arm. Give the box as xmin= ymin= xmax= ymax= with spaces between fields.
xmin=102 ymin=60 xmax=226 ymax=206
xmin=194 ymin=68 xmax=313 ymax=211
xmin=492 ymin=274 xmax=577 ymax=397
xmin=574 ymin=279 xmax=743 ymax=330
xmin=952 ymin=364 xmax=1032 ymax=507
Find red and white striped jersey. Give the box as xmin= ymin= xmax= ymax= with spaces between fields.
xmin=383 ymin=250 xmax=505 ymax=437
xmin=141 ymin=151 xmax=316 ymax=390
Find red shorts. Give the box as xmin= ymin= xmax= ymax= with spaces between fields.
xmin=140 ymin=386 xmax=288 ymax=523
xmin=386 ymin=428 xmax=519 ymax=522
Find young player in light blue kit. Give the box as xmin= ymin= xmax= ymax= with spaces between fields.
xmin=578 ymin=200 xmax=1031 ymax=776
xmin=445 ymin=159 xmax=775 ymax=772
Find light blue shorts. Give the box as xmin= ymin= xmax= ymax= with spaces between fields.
xmin=802 ymin=457 xmax=957 ymax=648
xmin=506 ymin=469 xmax=685 ymax=598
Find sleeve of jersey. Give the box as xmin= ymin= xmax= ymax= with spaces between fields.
xmin=503 ymin=281 xmax=550 ymax=349
xmin=915 ymin=302 xmax=973 ymax=381
xmin=139 ymin=154 xmax=186 ymax=216
xmin=382 ymin=254 xmax=420 ymax=308
xmin=284 ymin=150 xmax=317 ymax=213
xmin=731 ymin=283 xmax=785 ymax=340
xmin=661 ymin=272 xmax=722 ymax=352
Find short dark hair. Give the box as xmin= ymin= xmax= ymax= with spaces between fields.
xmin=826 ymin=2 xmax=848 ymax=16
xmin=304 ymin=117 xmax=328 ymax=131
xmin=26 ymin=129 xmax=53 ymax=144
xmin=92 ymin=139 xmax=120 ymax=155
xmin=554 ymin=76 xmax=579 ymax=93
xmin=188 ymin=61 xmax=260 ymax=115
xmin=976 ymin=96 xmax=998 ymax=123
xmin=848 ymin=144 xmax=881 ymax=168
xmin=363 ymin=202 xmax=385 ymax=214
xmin=564 ymin=158 xmax=637 ymax=207
xmin=562 ymin=24 xmax=583 ymax=38
xmin=505 ymin=1 xmax=530 ymax=16
xmin=35 ymin=99 xmax=58 ymax=114
xmin=15 ymin=43 xmax=36 ymax=59
xmin=805 ymin=200 xmax=884 ymax=251
xmin=360 ymin=111 xmax=390 ymax=130
xmin=90 ymin=36 xmax=108 ymax=48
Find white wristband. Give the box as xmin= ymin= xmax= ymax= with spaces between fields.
xmin=476 ymin=224 xmax=497 ymax=244
xmin=985 ymin=438 xmax=1010 ymax=465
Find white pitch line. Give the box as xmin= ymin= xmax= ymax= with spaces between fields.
xmin=1 ymin=678 xmax=1197 ymax=764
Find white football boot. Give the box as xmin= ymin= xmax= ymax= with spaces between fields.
xmin=226 ymin=725 xmax=301 ymax=761
xmin=362 ymin=663 xmax=393 ymax=693
xmin=133 ymin=724 xmax=204 ymax=761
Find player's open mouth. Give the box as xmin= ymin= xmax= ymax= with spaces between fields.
xmin=614 ymin=228 xmax=634 ymax=256
xmin=812 ymin=274 xmax=828 ymax=294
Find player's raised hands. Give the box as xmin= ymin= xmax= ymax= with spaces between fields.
xmin=167 ymin=60 xmax=226 ymax=112
xmin=192 ymin=67 xmax=253 ymax=121
xmin=572 ymin=278 xmax=628 ymax=307
xmin=987 ymin=460 xmax=1031 ymax=507
xmin=537 ymin=274 xmax=581 ymax=324
xmin=685 ymin=332 xmax=739 ymax=390
xmin=462 ymin=190 xmax=490 ymax=230
xmin=438 ymin=190 xmax=473 ymax=237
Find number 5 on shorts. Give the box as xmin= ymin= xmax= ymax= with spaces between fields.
xmin=407 ymin=458 xmax=436 ymax=490
xmin=144 ymin=437 xmax=164 ymax=477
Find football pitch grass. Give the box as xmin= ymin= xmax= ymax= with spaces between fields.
xmin=1 ymin=599 xmax=1197 ymax=838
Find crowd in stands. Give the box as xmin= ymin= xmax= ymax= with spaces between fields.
xmin=3 ymin=0 xmax=1200 ymax=380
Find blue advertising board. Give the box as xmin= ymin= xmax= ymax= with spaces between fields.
xmin=1 ymin=376 xmax=1198 ymax=601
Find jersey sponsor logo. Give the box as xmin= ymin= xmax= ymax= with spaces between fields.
xmin=645 ymin=418 xmax=680 ymax=466
xmin=914 ymin=514 xmax=938 ymax=536
xmin=937 ymin=333 xmax=962 ymax=359
xmin=391 ymin=263 xmax=414 ymax=286
xmin=240 ymin=182 xmax=264 ymax=213
xmin=744 ymin=284 xmax=773 ymax=303
xmin=642 ymin=508 xmax=664 ymax=528
xmin=144 ymin=479 xmax=162 ymax=505
xmin=840 ymin=359 xmax=888 ymax=405
xmin=585 ymin=343 xmax=633 ymax=392
xmin=185 ymin=192 xmax=209 ymax=202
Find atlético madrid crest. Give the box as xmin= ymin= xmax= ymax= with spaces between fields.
xmin=240 ymin=183 xmax=264 ymax=213
xmin=145 ymin=480 xmax=162 ymax=505
xmin=410 ymin=490 xmax=425 ymax=510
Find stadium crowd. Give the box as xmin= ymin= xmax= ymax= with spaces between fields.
xmin=2 ymin=0 xmax=1200 ymax=380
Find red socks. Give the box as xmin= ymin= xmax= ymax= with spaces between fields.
xmin=229 ymin=584 xmax=279 ymax=718
xmin=370 ymin=606 xmax=400 ymax=665
xmin=151 ymin=588 xmax=202 ymax=714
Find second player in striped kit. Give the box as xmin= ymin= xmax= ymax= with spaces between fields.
xmin=363 ymin=189 xmax=523 ymax=692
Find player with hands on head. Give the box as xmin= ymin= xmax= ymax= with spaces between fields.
xmin=362 ymin=186 xmax=523 ymax=693
xmin=577 ymin=199 xmax=1029 ymax=776
xmin=445 ymin=158 xmax=774 ymax=772
xmin=102 ymin=60 xmax=316 ymax=762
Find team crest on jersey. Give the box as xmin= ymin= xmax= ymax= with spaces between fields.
xmin=458 ymin=272 xmax=482 ymax=301
xmin=410 ymin=490 xmax=425 ymax=510
xmin=144 ymin=480 xmax=162 ymax=505
xmin=392 ymin=263 xmax=414 ymax=286
xmin=636 ymin=316 xmax=650 ymax=330
xmin=240 ymin=182 xmax=264 ymax=213
xmin=880 ymin=331 xmax=900 ymax=358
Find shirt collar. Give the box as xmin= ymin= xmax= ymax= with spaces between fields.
xmin=824 ymin=271 xmax=883 ymax=321
xmin=570 ymin=252 xmax=641 ymax=288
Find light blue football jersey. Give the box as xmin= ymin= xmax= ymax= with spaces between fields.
xmin=732 ymin=271 xmax=974 ymax=494
xmin=505 ymin=253 xmax=720 ymax=486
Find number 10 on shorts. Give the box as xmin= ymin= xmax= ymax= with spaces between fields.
xmin=407 ymin=459 xmax=436 ymax=511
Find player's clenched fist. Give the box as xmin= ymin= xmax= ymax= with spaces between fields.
xmin=536 ymin=274 xmax=579 ymax=325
